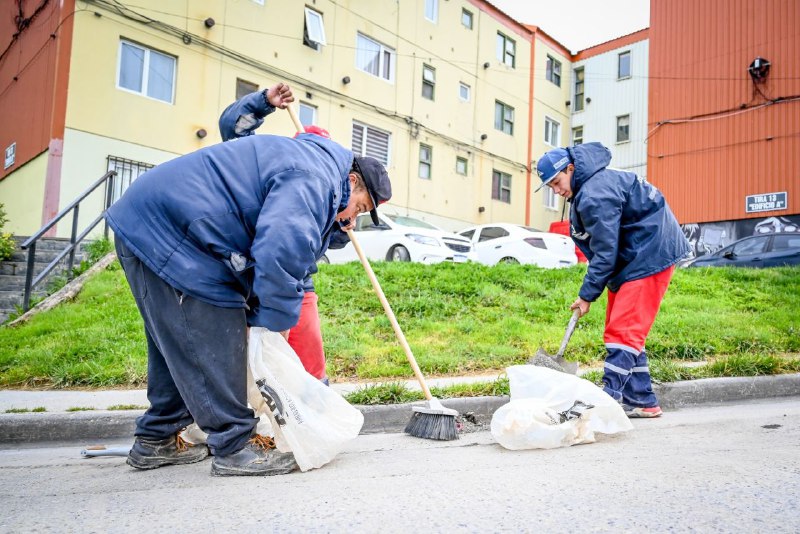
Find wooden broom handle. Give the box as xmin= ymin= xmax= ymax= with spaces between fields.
xmin=346 ymin=229 xmax=433 ymax=401
xmin=286 ymin=103 xmax=433 ymax=401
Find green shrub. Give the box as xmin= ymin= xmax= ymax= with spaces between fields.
xmin=0 ymin=203 xmax=16 ymax=261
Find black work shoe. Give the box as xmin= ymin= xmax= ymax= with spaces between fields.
xmin=211 ymin=435 xmax=298 ymax=477
xmin=126 ymin=433 xmax=209 ymax=470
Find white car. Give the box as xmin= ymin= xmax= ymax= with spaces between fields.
xmin=457 ymin=223 xmax=577 ymax=268
xmin=321 ymin=213 xmax=477 ymax=264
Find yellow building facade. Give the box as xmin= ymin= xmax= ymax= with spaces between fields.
xmin=1 ymin=0 xmax=576 ymax=236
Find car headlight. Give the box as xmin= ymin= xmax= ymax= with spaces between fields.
xmin=406 ymin=233 xmax=440 ymax=247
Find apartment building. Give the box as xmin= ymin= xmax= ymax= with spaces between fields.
xmin=0 ymin=0 xmax=574 ymax=237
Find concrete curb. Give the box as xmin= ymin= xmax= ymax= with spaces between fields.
xmin=1 ymin=373 xmax=798 ymax=445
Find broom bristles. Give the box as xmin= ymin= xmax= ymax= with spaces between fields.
xmin=404 ymin=410 xmax=459 ymax=441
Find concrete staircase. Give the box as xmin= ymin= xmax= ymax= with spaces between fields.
xmin=0 ymin=237 xmax=90 ymax=324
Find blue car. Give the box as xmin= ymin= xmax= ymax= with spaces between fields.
xmin=686 ymin=232 xmax=800 ymax=268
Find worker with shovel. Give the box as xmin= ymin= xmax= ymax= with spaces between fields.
xmin=536 ymin=143 xmax=689 ymax=418
xmin=106 ymin=95 xmax=392 ymax=475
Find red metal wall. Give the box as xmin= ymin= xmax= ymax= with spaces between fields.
xmin=648 ymin=0 xmax=799 ymax=224
xmin=0 ymin=0 xmax=74 ymax=182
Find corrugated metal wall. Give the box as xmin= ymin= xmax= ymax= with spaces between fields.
xmin=648 ymin=0 xmax=799 ymax=223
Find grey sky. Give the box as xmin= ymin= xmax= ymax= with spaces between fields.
xmin=488 ymin=0 xmax=650 ymax=53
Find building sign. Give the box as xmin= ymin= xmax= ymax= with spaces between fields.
xmin=745 ymin=191 xmax=787 ymax=213
xmin=4 ymin=143 xmax=14 ymax=170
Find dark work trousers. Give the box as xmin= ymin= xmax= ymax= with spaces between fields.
xmin=116 ymin=238 xmax=257 ymax=457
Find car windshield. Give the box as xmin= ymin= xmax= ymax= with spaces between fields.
xmin=383 ymin=214 xmax=439 ymax=229
xmin=518 ymin=225 xmax=543 ymax=233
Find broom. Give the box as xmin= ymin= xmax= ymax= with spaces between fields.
xmin=286 ymin=105 xmax=459 ymax=441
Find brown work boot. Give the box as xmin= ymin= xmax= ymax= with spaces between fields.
xmin=127 ymin=432 xmax=209 ymax=470
xmin=211 ymin=435 xmax=298 ymax=477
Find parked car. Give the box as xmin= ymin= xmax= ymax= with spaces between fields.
xmin=685 ymin=232 xmax=800 ymax=268
xmin=320 ymin=213 xmax=477 ymax=264
xmin=457 ymin=223 xmax=578 ymax=267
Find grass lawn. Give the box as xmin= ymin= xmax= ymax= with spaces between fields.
xmin=0 ymin=261 xmax=798 ymax=388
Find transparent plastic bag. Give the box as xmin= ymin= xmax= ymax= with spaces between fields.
xmin=491 ymin=365 xmax=633 ymax=450
xmin=245 ymin=328 xmax=364 ymax=471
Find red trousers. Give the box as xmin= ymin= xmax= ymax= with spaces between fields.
xmin=604 ymin=266 xmax=675 ymax=353
xmin=287 ymin=292 xmax=327 ymax=380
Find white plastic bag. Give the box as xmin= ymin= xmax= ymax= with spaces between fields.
xmin=491 ymin=365 xmax=633 ymax=450
xmin=246 ymin=327 xmax=364 ymax=471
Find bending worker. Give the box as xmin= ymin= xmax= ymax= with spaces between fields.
xmin=536 ymin=142 xmax=689 ymax=418
xmin=106 ymin=95 xmax=392 ymax=476
xmin=219 ymin=82 xmax=348 ymax=385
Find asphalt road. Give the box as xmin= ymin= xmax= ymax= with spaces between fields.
xmin=1 ymin=398 xmax=798 ymax=533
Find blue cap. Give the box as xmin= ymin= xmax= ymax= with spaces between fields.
xmin=535 ymin=148 xmax=571 ymax=192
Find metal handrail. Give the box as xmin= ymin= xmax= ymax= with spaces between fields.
xmin=20 ymin=170 xmax=117 ymax=311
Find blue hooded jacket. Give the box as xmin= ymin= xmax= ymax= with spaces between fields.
xmin=106 ymin=133 xmax=353 ymax=331
xmin=568 ymin=142 xmax=690 ymax=301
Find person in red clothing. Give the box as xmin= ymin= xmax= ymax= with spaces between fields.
xmin=219 ymin=82 xmax=352 ymax=385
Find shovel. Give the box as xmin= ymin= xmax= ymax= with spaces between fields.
xmin=530 ymin=310 xmax=581 ymax=374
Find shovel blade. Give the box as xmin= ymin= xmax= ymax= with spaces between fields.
xmin=529 ymin=348 xmax=579 ymax=375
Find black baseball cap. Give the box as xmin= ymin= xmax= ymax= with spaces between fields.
xmin=353 ymin=156 xmax=392 ymax=225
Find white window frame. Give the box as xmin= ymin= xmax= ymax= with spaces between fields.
xmin=496 ymin=32 xmax=516 ymax=68
xmin=352 ymin=120 xmax=392 ymax=166
xmin=456 ymin=156 xmax=468 ymax=176
xmin=618 ymin=51 xmax=631 ymax=80
xmin=422 ymin=64 xmax=436 ymax=100
xmin=461 ymin=8 xmax=473 ymax=29
xmin=572 ymin=126 xmax=584 ymax=146
xmin=495 ymin=101 xmax=515 ymax=135
xmin=459 ymin=82 xmax=471 ymax=102
xmin=304 ymin=8 xmax=327 ymax=49
xmin=299 ymin=102 xmax=317 ymax=127
xmin=419 ymin=144 xmax=432 ymax=179
xmin=544 ymin=186 xmax=558 ymax=210
xmin=251 ymin=0 xmax=264 ymax=5
xmin=616 ymin=114 xmax=630 ymax=143
xmin=355 ymin=33 xmax=395 ymax=83
xmin=544 ymin=117 xmax=560 ymax=147
xmin=424 ymin=0 xmax=438 ymax=23
xmin=107 ymin=156 xmax=154 ymax=202
xmin=546 ymin=55 xmax=561 ymax=87
xmin=116 ymin=40 xmax=177 ymax=104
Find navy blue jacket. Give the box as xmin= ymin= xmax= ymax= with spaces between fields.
xmin=218 ymin=90 xmax=352 ymax=253
xmin=106 ymin=133 xmax=353 ymax=331
xmin=568 ymin=142 xmax=690 ymax=301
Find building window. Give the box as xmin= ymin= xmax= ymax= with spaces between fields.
xmin=496 ymin=32 xmax=516 ymax=68
xmin=356 ymin=33 xmax=395 ymax=82
xmin=494 ymin=101 xmax=514 ymax=135
xmin=251 ymin=0 xmax=264 ymax=5
xmin=574 ymin=67 xmax=584 ymax=112
xmin=424 ymin=0 xmax=438 ymax=23
xmin=618 ymin=51 xmax=631 ymax=79
xmin=352 ymin=121 xmax=391 ymax=165
xmin=235 ymin=78 xmax=258 ymax=100
xmin=459 ymin=82 xmax=470 ymax=102
xmin=492 ymin=170 xmax=511 ymax=203
xmin=544 ymin=187 xmax=558 ymax=210
xmin=572 ymin=126 xmax=583 ymax=146
xmin=299 ymin=102 xmax=317 ymax=126
xmin=107 ymin=156 xmax=154 ymax=201
xmin=422 ymin=65 xmax=436 ymax=100
xmin=456 ymin=156 xmax=468 ymax=175
xmin=419 ymin=144 xmax=432 ymax=179
xmin=117 ymin=40 xmax=176 ymax=103
xmin=616 ymin=115 xmax=630 ymax=143
xmin=546 ymin=55 xmax=561 ymax=87
xmin=462 ymin=9 xmax=473 ymax=29
xmin=544 ymin=117 xmax=560 ymax=147
xmin=303 ymin=8 xmax=327 ymax=50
